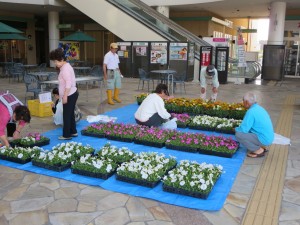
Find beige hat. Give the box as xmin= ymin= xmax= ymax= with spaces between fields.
xmin=110 ymin=43 xmax=118 ymax=49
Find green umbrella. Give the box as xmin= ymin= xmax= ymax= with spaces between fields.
xmin=0 ymin=22 xmax=23 ymax=34
xmin=61 ymin=30 xmax=96 ymax=42
xmin=0 ymin=33 xmax=27 ymax=40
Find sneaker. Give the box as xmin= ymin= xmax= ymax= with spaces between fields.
xmin=58 ymin=136 xmax=72 ymax=140
xmin=71 ymin=133 xmax=78 ymax=137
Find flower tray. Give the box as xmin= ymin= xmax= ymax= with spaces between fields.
xmin=215 ymin=129 xmax=235 ymax=135
xmin=165 ymin=143 xmax=198 ymax=153
xmin=10 ymin=139 xmax=50 ymax=148
xmin=198 ymin=148 xmax=236 ymax=158
xmin=0 ymin=155 xmax=31 ymax=164
xmin=32 ymin=160 xmax=71 ymax=172
xmin=71 ymin=168 xmax=115 ymax=180
xmin=176 ymin=123 xmax=188 ymax=128
xmin=162 ymin=184 xmax=209 ymax=199
xmin=81 ymin=130 xmax=105 ymax=138
xmin=105 ymin=135 xmax=134 ymax=143
xmin=116 ymin=174 xmax=160 ymax=188
xmin=188 ymin=125 xmax=215 ymax=132
xmin=134 ymin=139 xmax=165 ymax=148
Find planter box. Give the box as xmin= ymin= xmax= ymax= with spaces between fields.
xmin=81 ymin=130 xmax=105 ymax=138
xmin=0 ymin=155 xmax=31 ymax=164
xmin=165 ymin=143 xmax=198 ymax=153
xmin=134 ymin=139 xmax=165 ymax=148
xmin=162 ymin=184 xmax=209 ymax=199
xmin=176 ymin=123 xmax=188 ymax=128
xmin=105 ymin=134 xmax=134 ymax=143
xmin=215 ymin=129 xmax=235 ymax=135
xmin=71 ymin=168 xmax=115 ymax=180
xmin=10 ymin=138 xmax=50 ymax=148
xmin=116 ymin=174 xmax=160 ymax=188
xmin=32 ymin=160 xmax=71 ymax=172
xmin=198 ymin=148 xmax=236 ymax=158
xmin=188 ymin=125 xmax=215 ymax=132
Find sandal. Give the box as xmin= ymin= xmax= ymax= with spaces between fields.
xmin=247 ymin=151 xmax=265 ymax=158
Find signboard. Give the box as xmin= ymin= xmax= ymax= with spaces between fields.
xmin=57 ymin=24 xmax=72 ymax=29
xmin=150 ymin=42 xmax=167 ymax=64
xmin=237 ymin=28 xmax=247 ymax=68
xmin=201 ymin=46 xmax=212 ymax=66
xmin=58 ymin=42 xmax=80 ymax=61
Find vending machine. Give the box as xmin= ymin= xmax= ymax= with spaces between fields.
xmin=199 ymin=46 xmax=213 ymax=80
xmin=215 ymin=46 xmax=229 ymax=84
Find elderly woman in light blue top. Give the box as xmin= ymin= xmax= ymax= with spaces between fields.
xmin=235 ymin=91 xmax=274 ymax=158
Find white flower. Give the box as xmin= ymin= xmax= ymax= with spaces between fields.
xmin=17 ymin=153 xmax=23 ymax=159
xmin=180 ymin=181 xmax=185 ymax=186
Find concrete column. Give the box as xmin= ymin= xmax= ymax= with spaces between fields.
xmin=48 ymin=11 xmax=59 ymax=67
xmin=156 ymin=6 xmax=169 ymax=32
xmin=268 ymin=2 xmax=286 ymax=45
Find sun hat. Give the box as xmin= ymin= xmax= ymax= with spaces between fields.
xmin=206 ymin=65 xmax=215 ymax=76
xmin=110 ymin=43 xmax=118 ymax=49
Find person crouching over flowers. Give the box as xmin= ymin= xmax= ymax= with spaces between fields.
xmin=135 ymin=83 xmax=174 ymax=127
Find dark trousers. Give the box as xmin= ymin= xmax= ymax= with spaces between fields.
xmin=135 ymin=113 xmax=165 ymax=127
xmin=63 ymin=91 xmax=79 ymax=137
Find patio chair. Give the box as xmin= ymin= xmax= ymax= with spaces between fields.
xmin=37 ymin=63 xmax=47 ymax=72
xmin=138 ymin=68 xmax=154 ymax=92
xmin=89 ymin=65 xmax=104 ymax=87
xmin=24 ymin=74 xmax=42 ymax=102
xmin=8 ymin=66 xmax=24 ymax=82
xmin=173 ymin=71 xmax=186 ymax=94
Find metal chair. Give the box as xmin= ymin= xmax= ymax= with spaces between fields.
xmin=138 ymin=68 xmax=154 ymax=92
xmin=89 ymin=65 xmax=104 ymax=87
xmin=8 ymin=66 xmax=24 ymax=82
xmin=24 ymin=74 xmax=42 ymax=102
xmin=37 ymin=63 xmax=47 ymax=72
xmin=173 ymin=71 xmax=187 ymax=94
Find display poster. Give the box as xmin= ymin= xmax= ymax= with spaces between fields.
xmin=237 ymin=27 xmax=247 ymax=68
xmin=117 ymin=42 xmax=131 ymax=59
xmin=150 ymin=42 xmax=167 ymax=64
xmin=201 ymin=46 xmax=212 ymax=66
xmin=133 ymin=42 xmax=148 ymax=57
xmin=169 ymin=43 xmax=188 ymax=60
xmin=58 ymin=42 xmax=80 ymax=61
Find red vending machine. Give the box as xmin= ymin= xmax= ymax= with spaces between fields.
xmin=199 ymin=46 xmax=213 ymax=80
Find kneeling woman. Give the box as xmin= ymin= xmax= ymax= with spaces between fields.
xmin=135 ymin=83 xmax=172 ymax=127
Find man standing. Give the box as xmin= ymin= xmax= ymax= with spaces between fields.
xmin=235 ymin=92 xmax=274 ymax=158
xmin=103 ymin=43 xmax=122 ymax=105
xmin=199 ymin=64 xmax=219 ymax=101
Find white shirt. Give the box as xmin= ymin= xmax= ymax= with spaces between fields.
xmin=103 ymin=51 xmax=120 ymax=70
xmin=135 ymin=93 xmax=171 ymax=122
xmin=200 ymin=67 xmax=219 ymax=88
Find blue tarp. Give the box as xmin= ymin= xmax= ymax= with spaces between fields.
xmin=0 ymin=104 xmax=246 ymax=211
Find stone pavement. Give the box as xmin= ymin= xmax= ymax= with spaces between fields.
xmin=0 ymin=76 xmax=299 ymax=225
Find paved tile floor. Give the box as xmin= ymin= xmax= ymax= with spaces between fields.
xmin=0 ymin=75 xmax=299 ymax=225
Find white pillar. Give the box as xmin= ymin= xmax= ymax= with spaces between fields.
xmin=268 ymin=2 xmax=286 ymax=45
xmin=156 ymin=6 xmax=169 ymax=32
xmin=48 ymin=11 xmax=59 ymax=67
xmin=193 ymin=59 xmax=200 ymax=83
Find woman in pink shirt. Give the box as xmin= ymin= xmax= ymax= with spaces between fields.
xmin=0 ymin=105 xmax=31 ymax=147
xmin=49 ymin=48 xmax=79 ymax=140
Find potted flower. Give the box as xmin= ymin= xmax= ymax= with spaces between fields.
xmin=103 ymin=123 xmax=140 ymax=143
xmin=170 ymin=113 xmax=190 ymax=128
xmin=134 ymin=126 xmax=173 ymax=148
xmin=215 ymin=118 xmax=241 ymax=134
xmin=136 ymin=93 xmax=149 ymax=105
xmin=189 ymin=115 xmax=220 ymax=131
xmin=81 ymin=123 xmax=108 ymax=138
xmin=32 ymin=142 xmax=95 ymax=172
xmin=165 ymin=131 xmax=203 ymax=153
xmin=162 ymin=160 xmax=223 ymax=199
xmin=10 ymin=132 xmax=50 ymax=148
xmin=71 ymin=154 xmax=117 ymax=179
xmin=197 ymin=135 xmax=239 ymax=157
xmin=97 ymin=143 xmax=135 ymax=164
xmin=0 ymin=145 xmax=42 ymax=164
xmin=116 ymin=152 xmax=177 ymax=188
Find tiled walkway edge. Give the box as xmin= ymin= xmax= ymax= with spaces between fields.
xmin=242 ymin=95 xmax=295 ymax=225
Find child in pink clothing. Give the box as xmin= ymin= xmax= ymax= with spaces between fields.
xmin=0 ymin=104 xmax=31 ymax=147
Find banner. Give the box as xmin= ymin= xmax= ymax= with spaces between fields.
xmin=237 ymin=28 xmax=247 ymax=68
xmin=58 ymin=42 xmax=80 ymax=61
